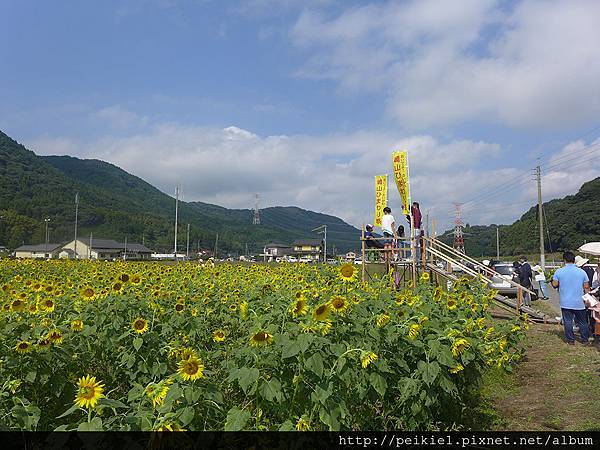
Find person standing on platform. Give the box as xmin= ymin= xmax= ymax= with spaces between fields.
xmin=552 ymin=251 xmax=591 ymax=345
xmin=381 ymin=207 xmax=397 ymax=264
xmin=407 ymin=202 xmax=422 ymax=262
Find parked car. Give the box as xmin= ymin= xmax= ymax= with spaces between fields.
xmin=490 ymin=263 xmax=538 ymax=300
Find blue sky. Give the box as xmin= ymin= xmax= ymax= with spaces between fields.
xmin=1 ymin=0 xmax=600 ymax=231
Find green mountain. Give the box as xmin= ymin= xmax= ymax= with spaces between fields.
xmin=440 ymin=177 xmax=600 ymax=256
xmin=0 ymin=130 xmax=360 ymax=254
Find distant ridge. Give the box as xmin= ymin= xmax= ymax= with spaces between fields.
xmin=440 ymin=177 xmax=600 ymax=256
xmin=0 ymin=130 xmax=360 ymax=253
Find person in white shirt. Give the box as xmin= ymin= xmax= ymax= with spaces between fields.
xmin=380 ymin=207 xmax=396 ymax=263
xmin=532 ymin=263 xmax=549 ymax=300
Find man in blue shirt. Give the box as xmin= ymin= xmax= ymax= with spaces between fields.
xmin=552 ymin=251 xmax=591 ymax=345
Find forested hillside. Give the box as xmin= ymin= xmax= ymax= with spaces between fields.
xmin=440 ymin=177 xmax=600 ymax=256
xmin=0 ymin=130 xmax=360 ymax=253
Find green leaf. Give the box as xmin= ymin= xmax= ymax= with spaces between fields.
xmin=278 ymin=420 xmax=294 ymax=431
xmin=369 ymin=372 xmax=387 ymax=397
xmin=56 ymin=403 xmax=80 ymax=419
xmin=133 ymin=337 xmax=143 ymax=351
xmin=77 ymin=416 xmax=103 ymax=431
xmin=310 ymin=382 xmax=332 ymax=405
xmin=224 ymin=407 xmax=250 ymax=431
xmin=98 ymin=398 xmax=128 ymax=409
xmin=178 ymin=406 xmax=195 ymax=427
xmin=237 ymin=367 xmax=259 ymax=394
xmin=259 ymin=378 xmax=283 ymax=403
xmin=305 ymin=353 xmax=324 ymax=378
xmin=26 ymin=371 xmax=37 ymax=382
xmin=281 ymin=341 xmax=301 ymax=359
xmin=417 ymin=361 xmax=440 ymax=386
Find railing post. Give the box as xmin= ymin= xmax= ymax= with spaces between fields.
xmin=361 ymin=223 xmax=366 ymax=283
xmin=517 ymin=287 xmax=522 ymax=314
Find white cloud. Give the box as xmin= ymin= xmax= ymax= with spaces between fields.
xmin=290 ymin=0 xmax=600 ymax=129
xmin=94 ymin=105 xmax=147 ymax=129
xmin=27 ymin=123 xmax=600 ymax=233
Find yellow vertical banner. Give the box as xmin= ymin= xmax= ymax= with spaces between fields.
xmin=374 ymin=174 xmax=388 ymax=227
xmin=392 ymin=151 xmax=411 ymax=215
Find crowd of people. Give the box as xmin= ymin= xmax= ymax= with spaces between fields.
xmin=364 ymin=203 xmax=423 ymax=263
xmin=552 ymin=251 xmax=600 ymax=346
xmin=364 ymin=211 xmax=600 ymax=346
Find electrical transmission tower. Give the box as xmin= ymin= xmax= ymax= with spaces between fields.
xmin=453 ymin=202 xmax=465 ymax=254
xmin=252 ymin=193 xmax=261 ymax=225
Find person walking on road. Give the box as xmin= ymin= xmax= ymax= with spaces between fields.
xmin=552 ymin=251 xmax=591 ymax=345
xmin=532 ymin=263 xmax=549 ymax=300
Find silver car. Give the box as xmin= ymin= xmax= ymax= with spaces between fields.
xmin=490 ymin=263 xmax=518 ymax=296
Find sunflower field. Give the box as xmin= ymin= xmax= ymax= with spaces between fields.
xmin=0 ymin=259 xmax=526 ymax=431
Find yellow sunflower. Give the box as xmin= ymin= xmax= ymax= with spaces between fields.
xmin=40 ymin=298 xmax=55 ymax=312
xmin=175 ymin=303 xmax=185 ymax=313
xmin=360 ymin=351 xmax=378 ymax=369
xmin=130 ymin=274 xmax=142 ymax=285
xmin=376 ymin=313 xmax=390 ymax=327
xmin=10 ymin=298 xmax=26 ymax=313
xmin=212 ymin=329 xmax=226 ymax=342
xmin=447 ymin=298 xmax=457 ymax=310
xmin=74 ymin=375 xmax=105 ymax=409
xmin=71 ymin=319 xmax=84 ymax=332
xmin=80 ymin=286 xmax=96 ymax=301
xmin=249 ymin=331 xmax=273 ymax=347
xmin=420 ymin=272 xmax=430 ymax=283
xmin=329 ymin=296 xmax=348 ymax=314
xmin=339 ymin=263 xmax=357 ymax=282
xmin=146 ymin=378 xmax=173 ymax=407
xmin=312 ymin=303 xmax=331 ymax=322
xmin=47 ymin=329 xmax=64 ymax=345
xmin=449 ymin=363 xmax=464 ymax=374
xmin=15 ymin=340 xmax=32 ymax=353
xmin=177 ymin=356 xmax=205 ymax=381
xmin=290 ymin=299 xmax=308 ymax=317
xmin=451 ymin=338 xmax=470 ymax=357
xmin=408 ymin=323 xmax=421 ymax=340
xmin=111 ymin=282 xmax=124 ymax=293
xmin=295 ymin=415 xmax=311 ymax=431
xmin=37 ymin=338 xmax=51 ymax=351
xmin=131 ymin=318 xmax=149 ymax=334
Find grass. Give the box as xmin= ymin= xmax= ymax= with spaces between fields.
xmin=474 ymin=324 xmax=600 ymax=431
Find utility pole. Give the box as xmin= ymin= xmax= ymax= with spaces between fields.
xmin=174 ymin=186 xmax=179 ymax=261
xmin=44 ymin=218 xmax=50 ymax=257
xmin=253 ymin=193 xmax=261 ymax=225
xmin=245 ymin=243 xmax=248 ymax=258
xmin=535 ymin=165 xmax=546 ymax=270
xmin=312 ymin=225 xmax=327 ymax=263
xmin=74 ymin=192 xmax=79 ymax=259
xmin=214 ymin=233 xmax=219 ymax=260
xmin=452 ymin=203 xmax=465 ymax=254
xmin=89 ymin=232 xmax=93 ymax=259
xmin=496 ymin=227 xmax=500 ymax=260
xmin=124 ymin=236 xmax=128 ymax=261
xmin=186 ymin=223 xmax=190 ymax=260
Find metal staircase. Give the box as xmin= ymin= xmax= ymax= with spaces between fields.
xmin=422 ymin=236 xmax=558 ymax=324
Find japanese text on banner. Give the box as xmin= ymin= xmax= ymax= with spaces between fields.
xmin=392 ymin=151 xmax=410 ymax=215
xmin=374 ymin=175 xmax=388 ymax=227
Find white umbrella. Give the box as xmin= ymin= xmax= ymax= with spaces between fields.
xmin=578 ymin=242 xmax=600 ymax=256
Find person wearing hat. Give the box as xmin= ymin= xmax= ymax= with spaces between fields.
xmin=576 ymin=255 xmax=595 ymax=285
xmin=552 ymin=251 xmax=591 ymax=345
xmin=364 ymin=224 xmax=384 ymax=249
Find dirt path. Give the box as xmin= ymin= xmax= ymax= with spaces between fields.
xmin=483 ymin=321 xmax=600 ymax=431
